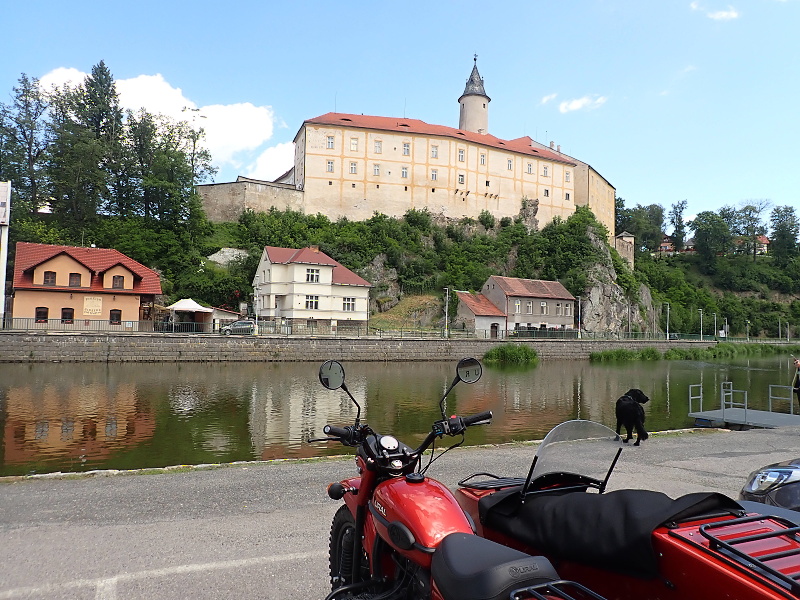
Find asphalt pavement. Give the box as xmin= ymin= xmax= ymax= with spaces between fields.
xmin=1 ymin=426 xmax=799 ymax=599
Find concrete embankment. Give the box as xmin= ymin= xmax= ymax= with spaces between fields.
xmin=0 ymin=331 xmax=715 ymax=363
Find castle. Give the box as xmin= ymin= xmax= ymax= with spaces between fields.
xmin=198 ymin=60 xmax=616 ymax=238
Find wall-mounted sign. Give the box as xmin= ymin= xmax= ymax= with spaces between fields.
xmin=83 ymin=296 xmax=103 ymax=316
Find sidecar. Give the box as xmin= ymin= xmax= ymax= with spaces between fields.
xmin=455 ymin=420 xmax=800 ymax=600
xmin=740 ymin=458 xmax=800 ymax=511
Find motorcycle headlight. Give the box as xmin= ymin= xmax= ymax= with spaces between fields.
xmin=744 ymin=468 xmax=800 ymax=494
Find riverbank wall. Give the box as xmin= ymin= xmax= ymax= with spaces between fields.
xmin=0 ymin=332 xmax=717 ymax=362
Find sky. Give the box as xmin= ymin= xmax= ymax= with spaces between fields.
xmin=2 ymin=0 xmax=799 ymax=226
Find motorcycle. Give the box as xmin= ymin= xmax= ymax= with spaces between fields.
xmin=455 ymin=419 xmax=800 ymax=600
xmin=312 ymin=357 xmax=608 ymax=600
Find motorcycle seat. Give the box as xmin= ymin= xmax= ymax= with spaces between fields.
xmin=431 ymin=532 xmax=559 ymax=600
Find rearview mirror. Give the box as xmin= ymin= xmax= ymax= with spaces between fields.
xmin=319 ymin=360 xmax=345 ymax=390
xmin=456 ymin=357 xmax=482 ymax=384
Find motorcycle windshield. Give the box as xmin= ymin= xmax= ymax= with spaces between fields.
xmin=524 ymin=420 xmax=622 ymax=492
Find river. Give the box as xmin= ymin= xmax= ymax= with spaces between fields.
xmin=1 ymin=356 xmax=797 ymax=476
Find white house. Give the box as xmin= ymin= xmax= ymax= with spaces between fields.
xmin=252 ymin=246 xmax=371 ymax=331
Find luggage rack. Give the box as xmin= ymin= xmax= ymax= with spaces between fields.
xmin=510 ymin=579 xmax=607 ymax=599
xmin=698 ymin=514 xmax=800 ymax=596
xmin=458 ymin=472 xmax=525 ymax=490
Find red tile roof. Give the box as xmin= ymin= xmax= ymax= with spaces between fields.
xmin=489 ymin=276 xmax=574 ymax=300
xmin=13 ymin=242 xmax=162 ymax=295
xmin=265 ymin=246 xmax=371 ymax=287
xmin=303 ymin=113 xmax=577 ymax=166
xmin=456 ymin=291 xmax=506 ymax=317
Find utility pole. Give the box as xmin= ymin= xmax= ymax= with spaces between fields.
xmin=577 ymin=296 xmax=582 ymax=339
xmin=0 ymin=182 xmax=11 ymax=330
xmin=713 ymin=313 xmax=717 ymax=340
xmin=699 ymin=309 xmax=703 ymax=342
xmin=665 ymin=303 xmax=670 ymax=341
xmin=443 ymin=287 xmax=450 ymax=338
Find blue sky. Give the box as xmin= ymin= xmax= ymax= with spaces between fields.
xmin=3 ymin=0 xmax=799 ymax=225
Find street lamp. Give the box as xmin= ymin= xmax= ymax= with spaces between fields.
xmin=577 ymin=296 xmax=582 ymax=339
xmin=665 ymin=303 xmax=670 ymax=341
xmin=725 ymin=316 xmax=728 ymax=339
xmin=443 ymin=287 xmax=450 ymax=338
xmin=713 ymin=313 xmax=717 ymax=340
xmin=253 ymin=274 xmax=260 ymax=333
xmin=697 ymin=309 xmax=705 ymax=340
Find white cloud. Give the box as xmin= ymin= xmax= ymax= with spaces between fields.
xmin=540 ymin=93 xmax=557 ymax=105
xmin=690 ymin=2 xmax=740 ymax=19
xmin=245 ymin=142 xmax=296 ymax=182
xmin=558 ymin=95 xmax=607 ymax=113
xmin=38 ymin=67 xmax=281 ymax=182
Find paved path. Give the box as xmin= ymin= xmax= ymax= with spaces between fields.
xmin=1 ymin=426 xmax=799 ymax=599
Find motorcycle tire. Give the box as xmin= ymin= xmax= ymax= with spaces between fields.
xmin=329 ymin=505 xmax=370 ymax=591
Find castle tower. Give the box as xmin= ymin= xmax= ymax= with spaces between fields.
xmin=458 ymin=56 xmax=490 ymax=134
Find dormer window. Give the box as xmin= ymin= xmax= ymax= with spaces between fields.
xmin=112 ymin=275 xmax=124 ymax=289
xmin=43 ymin=271 xmax=56 ymax=286
xmin=69 ymin=273 xmax=81 ymax=287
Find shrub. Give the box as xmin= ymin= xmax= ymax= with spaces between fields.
xmin=483 ymin=343 xmax=539 ymax=366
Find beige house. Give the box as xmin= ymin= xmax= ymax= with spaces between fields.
xmin=457 ymin=275 xmax=576 ymax=337
xmin=198 ymin=61 xmax=614 ymax=237
xmin=253 ymin=246 xmax=371 ymax=331
xmin=11 ymin=242 xmax=162 ymax=330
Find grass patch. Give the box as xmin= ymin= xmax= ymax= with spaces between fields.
xmin=483 ymin=343 xmax=539 ymax=366
xmin=665 ymin=343 xmax=800 ymax=361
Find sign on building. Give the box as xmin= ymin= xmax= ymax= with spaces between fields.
xmin=83 ymin=296 xmax=103 ymax=316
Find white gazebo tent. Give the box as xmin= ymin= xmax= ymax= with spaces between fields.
xmin=166 ymin=298 xmax=213 ymax=332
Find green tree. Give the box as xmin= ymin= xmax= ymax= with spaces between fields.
xmin=689 ymin=211 xmax=732 ymax=272
xmin=738 ymin=200 xmax=770 ymax=262
xmin=770 ymin=205 xmax=799 ymax=267
xmin=669 ymin=200 xmax=687 ymax=251
xmin=615 ymin=198 xmax=664 ymax=253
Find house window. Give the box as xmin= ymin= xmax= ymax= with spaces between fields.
xmin=109 ymin=309 xmax=122 ymax=325
xmin=350 ymin=138 xmax=358 ymax=151
xmin=565 ymin=171 xmax=571 ymax=182
xmin=556 ymin=303 xmax=563 ymax=316
xmin=507 ymin=159 xmax=513 ymax=170
xmin=458 ymin=174 xmax=465 ymax=185
xmin=401 ymin=166 xmax=408 ymax=178
xmin=43 ymin=271 xmax=56 ymax=286
xmin=527 ymin=163 xmax=532 ymax=174
xmin=543 ymin=165 xmax=549 ymax=177
xmin=69 ymin=273 xmax=81 ymax=287
xmin=349 ymin=162 xmax=357 ymax=174
xmin=326 ymin=160 xmax=334 ymax=172
xmin=565 ymin=192 xmax=570 ymax=201
xmin=403 ymin=142 xmax=410 ymax=156
xmin=543 ymin=189 xmax=549 ymax=197
xmin=374 ymin=140 xmax=382 ymax=153
xmin=343 ymin=297 xmax=356 ymax=312
xmin=306 ymin=268 xmax=320 ymax=283
xmin=458 ymin=149 xmax=465 ymax=162
xmin=61 ymin=308 xmax=74 ymax=324
xmin=526 ymin=301 xmax=533 ymax=314
xmin=431 ymin=169 xmax=438 ymax=181
xmin=35 ymin=307 xmax=49 ymax=323
xmin=112 ymin=275 xmax=124 ymax=289
xmin=373 ymin=164 xmax=380 ymax=176
xmin=540 ymin=302 xmax=548 ymax=315
xmin=480 ymin=153 xmax=486 ymax=165
xmin=327 ymin=136 xmax=335 ymax=149
xmin=305 ymin=295 xmax=319 ymax=310
xmin=431 ymin=145 xmax=438 ymax=158
xmin=565 ymin=303 xmax=572 ymax=317
xmin=514 ymin=300 xmax=521 ymax=314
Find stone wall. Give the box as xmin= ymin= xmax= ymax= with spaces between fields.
xmin=197 ymin=179 xmax=303 ymax=223
xmin=0 ymin=332 xmax=716 ymax=363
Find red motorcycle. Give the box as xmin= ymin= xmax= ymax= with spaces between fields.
xmin=313 ymin=358 xmax=608 ymax=600
xmin=455 ymin=419 xmax=800 ymax=600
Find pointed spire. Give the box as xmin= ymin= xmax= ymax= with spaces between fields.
xmin=460 ymin=55 xmax=489 ymax=100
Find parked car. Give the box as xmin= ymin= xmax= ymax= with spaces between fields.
xmin=220 ymin=319 xmax=257 ymax=335
xmin=740 ymin=459 xmax=800 ymax=511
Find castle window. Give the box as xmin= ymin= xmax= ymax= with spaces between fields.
xmin=69 ymin=273 xmax=81 ymax=287
xmin=350 ymin=138 xmax=358 ymax=151
xmin=458 ymin=174 xmax=465 ymax=185
xmin=527 ymin=163 xmax=532 ymax=174
xmin=485 ymin=180 xmax=490 ymax=187
xmin=326 ymin=160 xmax=334 ymax=173
xmin=458 ymin=149 xmax=465 ymax=162
xmin=543 ymin=165 xmax=549 ymax=177
xmin=431 ymin=145 xmax=438 ymax=158
xmin=566 ymin=192 xmax=570 ymax=201
xmin=350 ymin=162 xmax=357 ymax=174
xmin=374 ymin=140 xmax=382 ymax=154
xmin=507 ymin=159 xmax=513 ymax=170
xmin=326 ymin=136 xmax=334 ymax=149
xmin=480 ymin=153 xmax=486 ymax=165
xmin=544 ymin=189 xmax=549 ymax=197
xmin=565 ymin=171 xmax=571 ymax=182
xmin=401 ymin=167 xmax=408 ymax=178
xmin=43 ymin=271 xmax=56 ymax=286
xmin=403 ymin=143 xmax=410 ymax=156
xmin=373 ymin=164 xmax=380 ymax=176
xmin=431 ymin=169 xmax=438 ymax=181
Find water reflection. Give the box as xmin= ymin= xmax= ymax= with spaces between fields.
xmin=0 ymin=357 xmax=796 ymax=476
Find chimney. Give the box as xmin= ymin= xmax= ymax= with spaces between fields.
xmin=549 ymin=141 xmax=555 ymax=149
xmin=310 ymin=245 xmax=319 ymax=252
xmin=557 ymin=145 xmax=561 ymax=153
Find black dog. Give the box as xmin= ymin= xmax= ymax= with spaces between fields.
xmin=615 ymin=388 xmax=650 ymax=446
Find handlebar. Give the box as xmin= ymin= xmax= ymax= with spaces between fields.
xmin=462 ymin=411 xmax=493 ymax=427
xmin=323 ymin=424 xmax=351 ymax=438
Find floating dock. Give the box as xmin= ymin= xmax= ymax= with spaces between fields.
xmin=689 ymin=383 xmax=800 ymax=429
